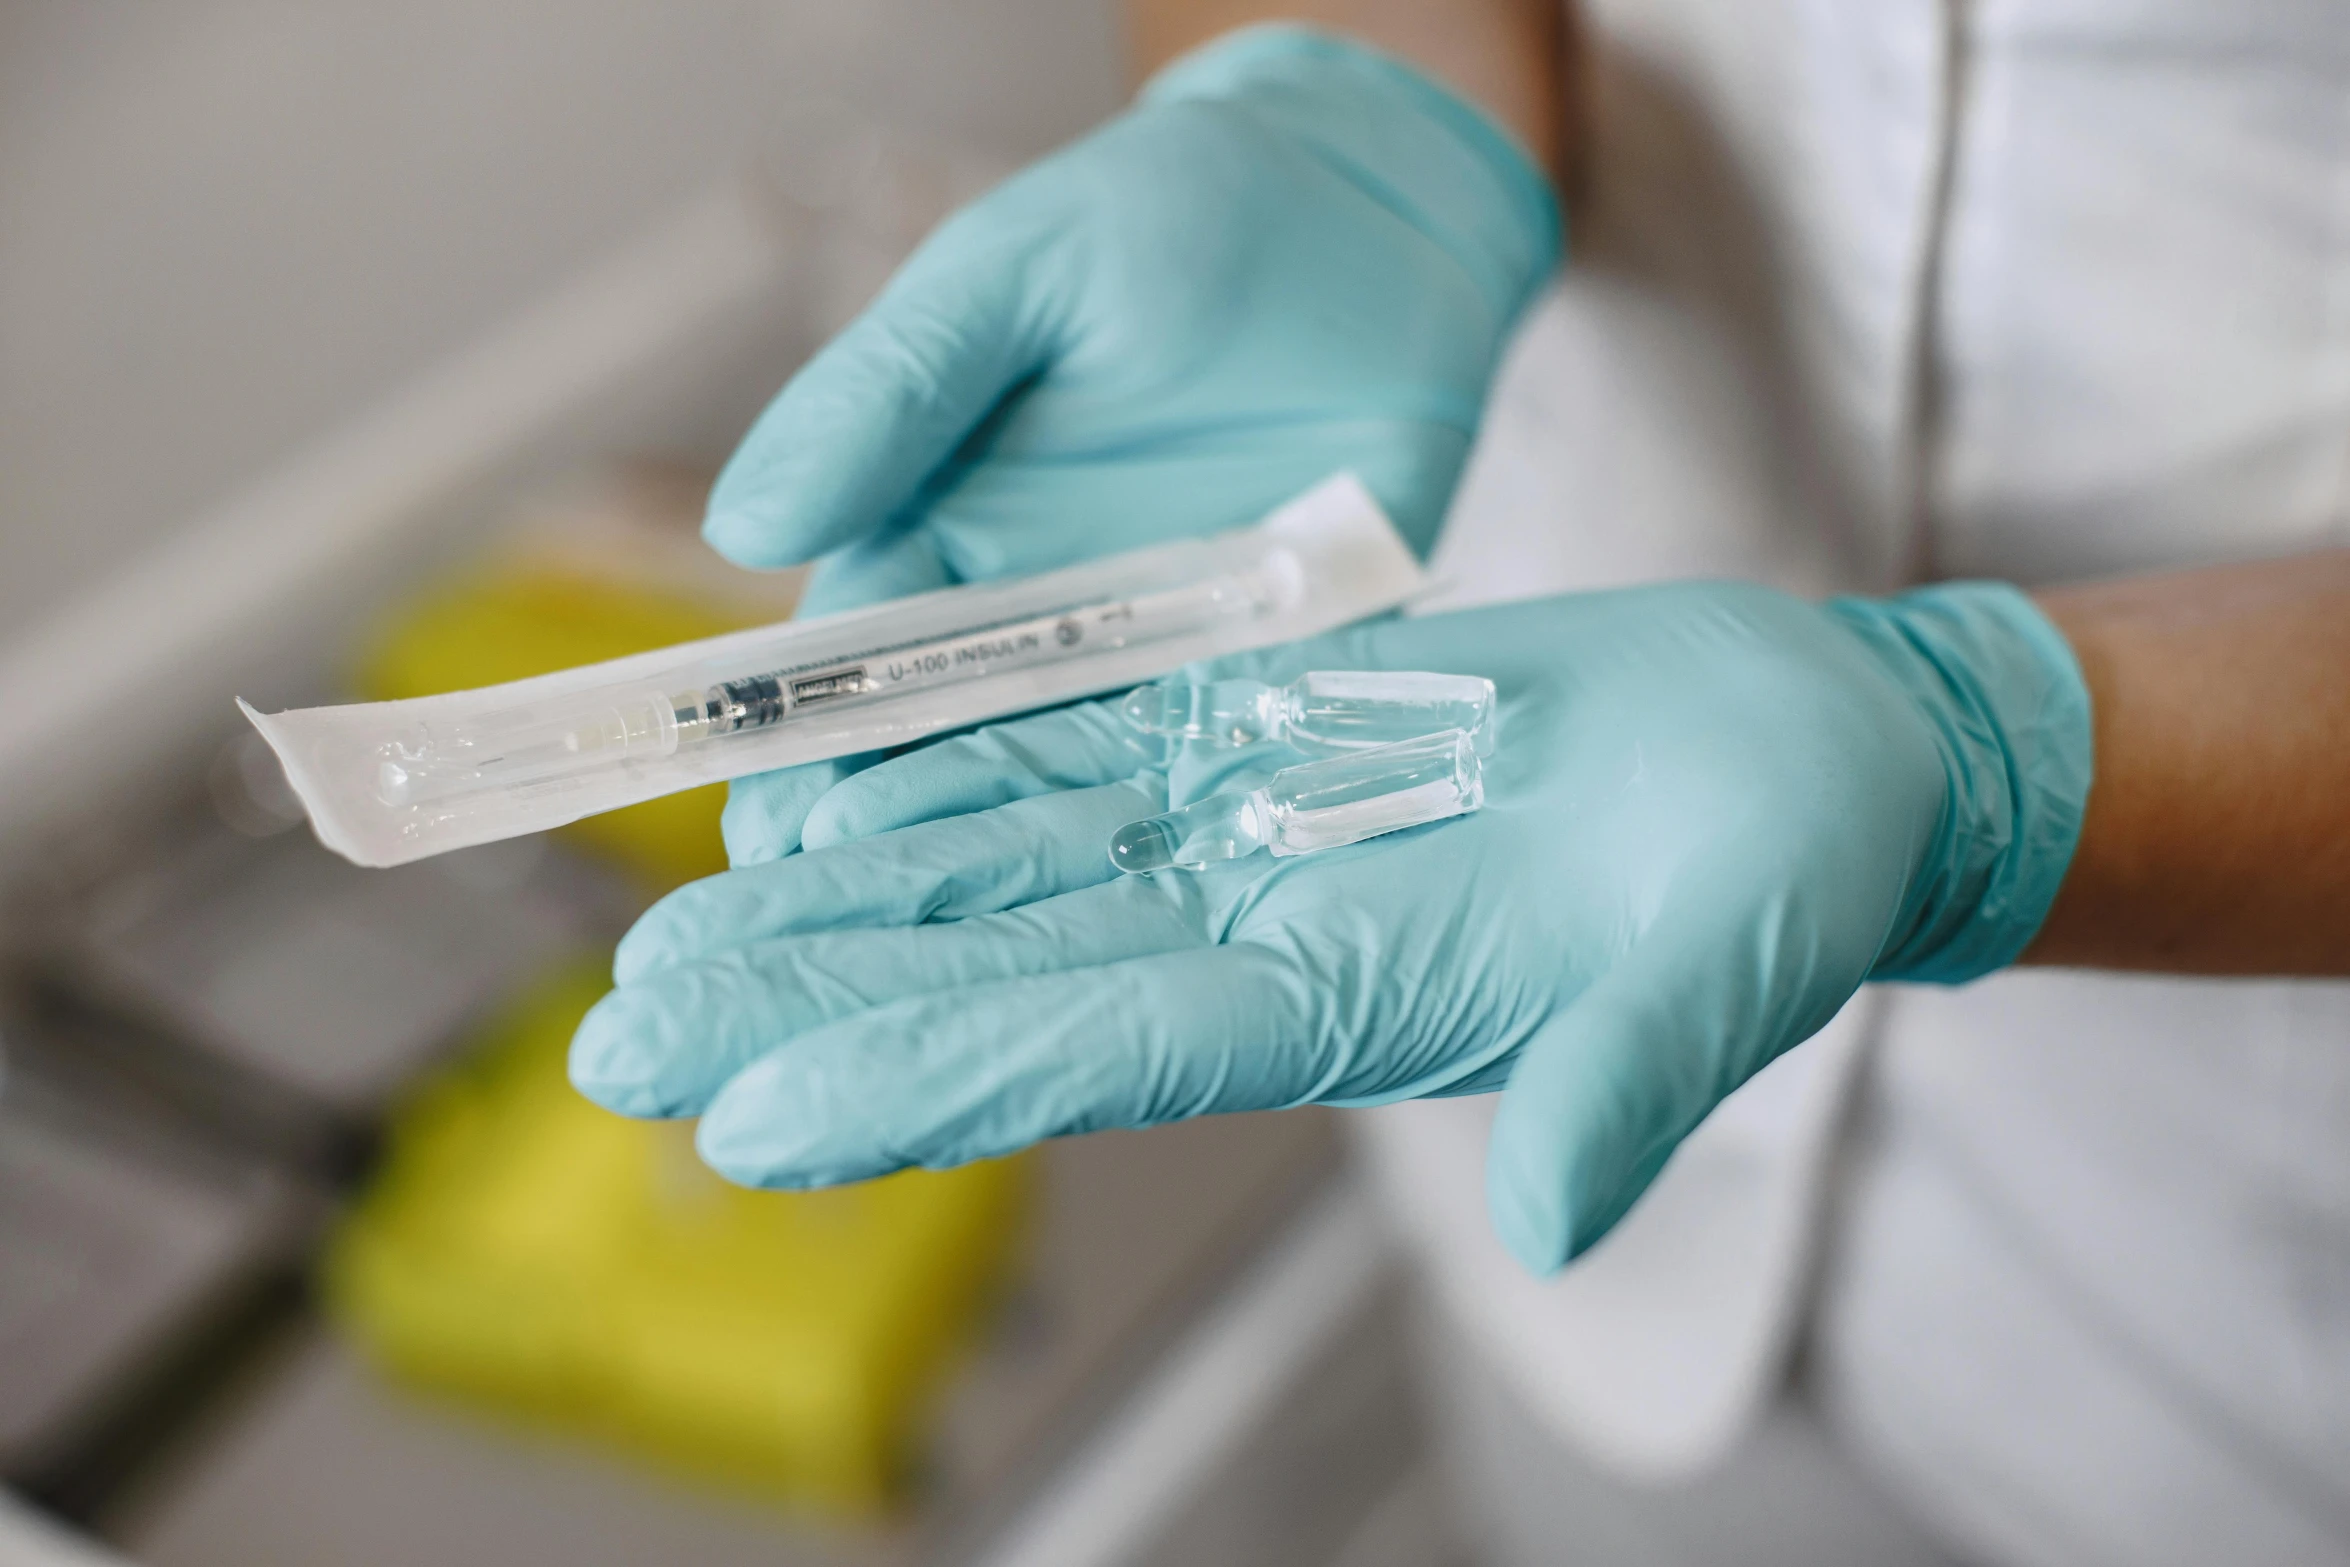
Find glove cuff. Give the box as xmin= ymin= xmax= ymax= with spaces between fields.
xmin=1141 ymin=23 xmax=1564 ymax=327
xmin=1831 ymin=583 xmax=2094 ymax=984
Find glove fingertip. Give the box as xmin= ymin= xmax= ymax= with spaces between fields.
xmin=612 ymin=872 xmax=762 ymax=983
xmin=721 ymin=775 xmax=810 ymax=867
xmin=702 ymin=413 xmax=846 ymax=567
xmin=723 ymin=756 xmax=883 ymax=867
xmin=701 ymin=504 xmax=810 ymax=571
xmin=695 ymin=1060 xmax=851 ymax=1189
xmin=1481 ymin=996 xmax=1679 ymax=1275
xmin=798 ymin=793 xmax=880 ymax=854
xmin=609 ymin=915 xmax=672 ymax=987
xmin=568 ymin=989 xmax=674 ymax=1119
xmin=1484 ymin=1119 xmax=1576 ymax=1276
xmin=706 ymin=238 xmax=1040 ymax=572
xmin=800 ymin=768 xmax=955 ymax=852
xmin=1486 ymin=1109 xmax=1676 ymax=1275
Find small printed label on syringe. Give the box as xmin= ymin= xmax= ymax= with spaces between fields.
xmin=789 ymin=669 xmax=870 ymax=704
xmin=784 ymin=618 xmax=1064 ymax=710
xmin=798 ymin=603 xmax=1136 ymax=707
xmin=884 ymin=625 xmax=1046 ymax=681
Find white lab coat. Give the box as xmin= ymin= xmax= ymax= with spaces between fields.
xmin=1364 ymin=2 xmax=2350 ymax=1563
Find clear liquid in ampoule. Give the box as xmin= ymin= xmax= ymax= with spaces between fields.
xmin=1119 ymin=671 xmax=1495 ymax=755
xmin=1108 ymin=729 xmax=1483 ymax=875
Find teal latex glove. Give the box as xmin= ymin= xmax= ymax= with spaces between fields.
xmin=707 ymin=23 xmax=1559 ymax=861
xmin=571 ymin=583 xmax=2090 ymax=1271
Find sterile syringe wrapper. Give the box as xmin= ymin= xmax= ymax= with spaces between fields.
xmin=246 ymin=474 xmax=1426 ymax=868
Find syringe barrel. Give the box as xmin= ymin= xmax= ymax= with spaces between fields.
xmin=711 ymin=557 xmax=1302 ymax=737
xmin=695 ymin=673 xmax=791 ymax=736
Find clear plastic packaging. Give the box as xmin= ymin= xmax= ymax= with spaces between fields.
xmin=246 ymin=475 xmax=1427 ymax=868
xmin=1109 ymin=729 xmax=1484 ymax=874
xmin=1119 ymin=670 xmax=1496 ymax=755
xmin=373 ymin=561 xmax=1296 ymax=809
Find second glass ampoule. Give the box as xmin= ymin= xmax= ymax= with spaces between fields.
xmin=1120 ymin=670 xmax=1496 ymax=755
xmin=1109 ymin=729 xmax=1484 ymax=875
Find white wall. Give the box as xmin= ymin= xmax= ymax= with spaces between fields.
xmin=0 ymin=0 xmax=1121 ymax=640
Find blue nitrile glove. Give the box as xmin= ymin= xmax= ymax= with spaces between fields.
xmin=571 ymin=582 xmax=2090 ymax=1272
xmin=707 ymin=23 xmax=1559 ymax=861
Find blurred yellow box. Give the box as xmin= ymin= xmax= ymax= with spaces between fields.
xmin=336 ymin=481 xmax=1028 ymax=1510
xmin=329 ymin=962 xmax=1029 ymax=1512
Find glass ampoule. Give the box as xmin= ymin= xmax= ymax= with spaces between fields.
xmin=1108 ymin=728 xmax=1484 ymax=875
xmin=1118 ymin=670 xmax=1495 ymax=756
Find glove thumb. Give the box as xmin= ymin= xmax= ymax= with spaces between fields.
xmin=705 ymin=216 xmax=1047 ymax=569
xmin=1483 ymin=916 xmax=1794 ymax=1275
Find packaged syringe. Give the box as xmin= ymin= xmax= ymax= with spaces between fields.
xmin=246 ymin=474 xmax=1425 ymax=867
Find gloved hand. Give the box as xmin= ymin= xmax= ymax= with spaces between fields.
xmin=571 ymin=583 xmax=2090 ymax=1271
xmin=706 ymin=23 xmax=1559 ymax=861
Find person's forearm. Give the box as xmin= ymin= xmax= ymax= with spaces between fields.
xmin=1129 ymin=0 xmax=1572 ymax=183
xmin=2024 ymin=551 xmax=2350 ymax=974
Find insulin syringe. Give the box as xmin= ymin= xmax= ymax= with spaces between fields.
xmin=373 ymin=558 xmax=1299 ymax=809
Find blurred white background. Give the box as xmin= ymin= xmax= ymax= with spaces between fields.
xmin=0 ymin=0 xmax=1120 ymax=643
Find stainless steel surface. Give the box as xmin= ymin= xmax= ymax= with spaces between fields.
xmin=0 ymin=1014 xmax=318 ymax=1499
xmin=49 ymin=823 xmax=636 ymax=1119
